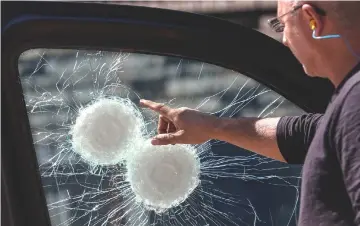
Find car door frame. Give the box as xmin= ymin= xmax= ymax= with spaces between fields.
xmin=2 ymin=2 xmax=334 ymax=226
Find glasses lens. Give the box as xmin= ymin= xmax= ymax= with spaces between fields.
xmin=268 ymin=18 xmax=284 ymax=32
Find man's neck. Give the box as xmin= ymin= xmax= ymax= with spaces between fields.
xmin=327 ymin=57 xmax=360 ymax=88
xmin=325 ymin=33 xmax=360 ymax=88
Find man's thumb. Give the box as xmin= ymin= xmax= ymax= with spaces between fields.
xmin=151 ymin=132 xmax=182 ymax=145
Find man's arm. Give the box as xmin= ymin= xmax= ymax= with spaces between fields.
xmin=212 ymin=114 xmax=323 ymax=164
xmin=211 ymin=117 xmax=285 ymax=162
xmin=140 ymin=99 xmax=322 ymax=164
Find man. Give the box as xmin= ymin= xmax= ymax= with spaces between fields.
xmin=140 ymin=1 xmax=360 ymax=225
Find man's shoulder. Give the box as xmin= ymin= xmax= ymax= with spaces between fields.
xmin=318 ymin=70 xmax=360 ymax=159
xmin=338 ymin=81 xmax=360 ymax=124
xmin=330 ymin=71 xmax=360 ymax=137
xmin=341 ymin=70 xmax=360 ymax=94
xmin=323 ymin=71 xmax=360 ymax=135
xmin=333 ymin=70 xmax=360 ymax=109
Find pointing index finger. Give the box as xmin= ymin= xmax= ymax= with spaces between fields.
xmin=140 ymin=99 xmax=172 ymax=116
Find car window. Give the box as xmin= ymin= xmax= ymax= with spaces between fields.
xmin=19 ymin=48 xmax=304 ymax=226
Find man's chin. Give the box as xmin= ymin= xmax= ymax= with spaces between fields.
xmin=302 ymin=65 xmax=317 ymax=77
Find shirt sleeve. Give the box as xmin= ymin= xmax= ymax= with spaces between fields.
xmin=334 ymin=83 xmax=360 ymax=225
xmin=276 ymin=113 xmax=323 ymax=164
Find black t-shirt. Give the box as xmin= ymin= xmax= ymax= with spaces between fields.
xmin=277 ymin=62 xmax=360 ymax=226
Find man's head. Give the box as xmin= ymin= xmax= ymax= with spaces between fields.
xmin=274 ymin=1 xmax=360 ymax=86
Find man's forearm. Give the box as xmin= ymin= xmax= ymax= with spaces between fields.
xmin=210 ymin=117 xmax=286 ymax=162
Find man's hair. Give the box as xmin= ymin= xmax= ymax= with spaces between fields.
xmin=292 ymin=1 xmax=360 ymax=31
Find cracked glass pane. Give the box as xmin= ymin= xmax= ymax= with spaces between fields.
xmin=19 ymin=48 xmax=304 ymax=226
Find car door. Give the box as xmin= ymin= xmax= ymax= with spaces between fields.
xmin=2 ymin=1 xmax=334 ymax=226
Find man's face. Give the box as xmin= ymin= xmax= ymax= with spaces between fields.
xmin=277 ymin=1 xmax=319 ymax=77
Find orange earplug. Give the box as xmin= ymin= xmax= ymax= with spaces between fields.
xmin=310 ymin=19 xmax=316 ymax=30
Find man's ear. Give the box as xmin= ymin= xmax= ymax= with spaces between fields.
xmin=302 ymin=4 xmax=324 ymax=35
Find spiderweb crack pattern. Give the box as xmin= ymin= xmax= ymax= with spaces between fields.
xmin=19 ymin=49 xmax=303 ymax=226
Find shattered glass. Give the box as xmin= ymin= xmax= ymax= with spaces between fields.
xmin=18 ymin=49 xmax=304 ymax=226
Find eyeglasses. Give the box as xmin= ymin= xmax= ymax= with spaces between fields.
xmin=267 ymin=4 xmax=326 ymax=33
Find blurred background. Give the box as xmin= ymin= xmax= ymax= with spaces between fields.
xmin=110 ymin=0 xmax=282 ymax=40
xmin=18 ymin=1 xmax=305 ymax=226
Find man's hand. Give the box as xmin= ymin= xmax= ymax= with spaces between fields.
xmin=140 ymin=99 xmax=217 ymax=145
